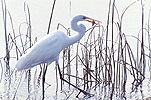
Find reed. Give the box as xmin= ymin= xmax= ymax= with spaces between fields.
xmin=1 ymin=0 xmax=151 ymax=99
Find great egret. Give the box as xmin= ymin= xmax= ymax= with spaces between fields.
xmin=15 ymin=15 xmax=99 ymax=97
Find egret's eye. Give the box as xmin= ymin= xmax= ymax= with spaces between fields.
xmin=83 ymin=16 xmax=87 ymax=19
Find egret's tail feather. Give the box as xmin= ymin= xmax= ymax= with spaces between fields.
xmin=15 ymin=55 xmax=30 ymax=71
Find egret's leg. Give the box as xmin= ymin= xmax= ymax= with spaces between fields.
xmin=42 ymin=64 xmax=48 ymax=100
xmin=56 ymin=63 xmax=93 ymax=97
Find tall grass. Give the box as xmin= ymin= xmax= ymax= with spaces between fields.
xmin=1 ymin=0 xmax=11 ymax=99
xmin=1 ymin=0 xmax=151 ymax=99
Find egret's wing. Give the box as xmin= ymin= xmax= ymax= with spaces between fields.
xmin=15 ymin=31 xmax=65 ymax=70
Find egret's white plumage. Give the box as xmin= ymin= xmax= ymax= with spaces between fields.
xmin=15 ymin=15 xmax=98 ymax=71
xmin=16 ymin=31 xmax=67 ymax=70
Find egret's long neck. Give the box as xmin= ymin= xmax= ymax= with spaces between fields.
xmin=68 ymin=33 xmax=84 ymax=46
xmin=67 ymin=17 xmax=86 ymax=46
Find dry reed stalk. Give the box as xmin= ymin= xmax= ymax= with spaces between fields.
xmin=1 ymin=0 xmax=151 ymax=99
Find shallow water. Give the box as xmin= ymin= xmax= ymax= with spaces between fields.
xmin=0 ymin=62 xmax=151 ymax=100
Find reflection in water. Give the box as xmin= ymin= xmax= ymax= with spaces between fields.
xmin=1 ymin=0 xmax=151 ymax=99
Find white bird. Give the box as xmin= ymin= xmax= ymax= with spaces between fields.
xmin=15 ymin=15 xmax=99 ymax=97
xmin=15 ymin=15 xmax=99 ymax=71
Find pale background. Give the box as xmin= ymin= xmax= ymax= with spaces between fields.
xmin=0 ymin=0 xmax=151 ymax=99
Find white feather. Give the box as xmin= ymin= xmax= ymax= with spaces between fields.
xmin=15 ymin=15 xmax=90 ymax=71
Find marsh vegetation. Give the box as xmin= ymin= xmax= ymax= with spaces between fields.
xmin=0 ymin=0 xmax=151 ymax=99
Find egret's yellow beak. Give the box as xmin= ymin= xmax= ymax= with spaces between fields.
xmin=83 ymin=16 xmax=101 ymax=25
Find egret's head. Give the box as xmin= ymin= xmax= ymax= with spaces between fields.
xmin=71 ymin=15 xmax=100 ymax=34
